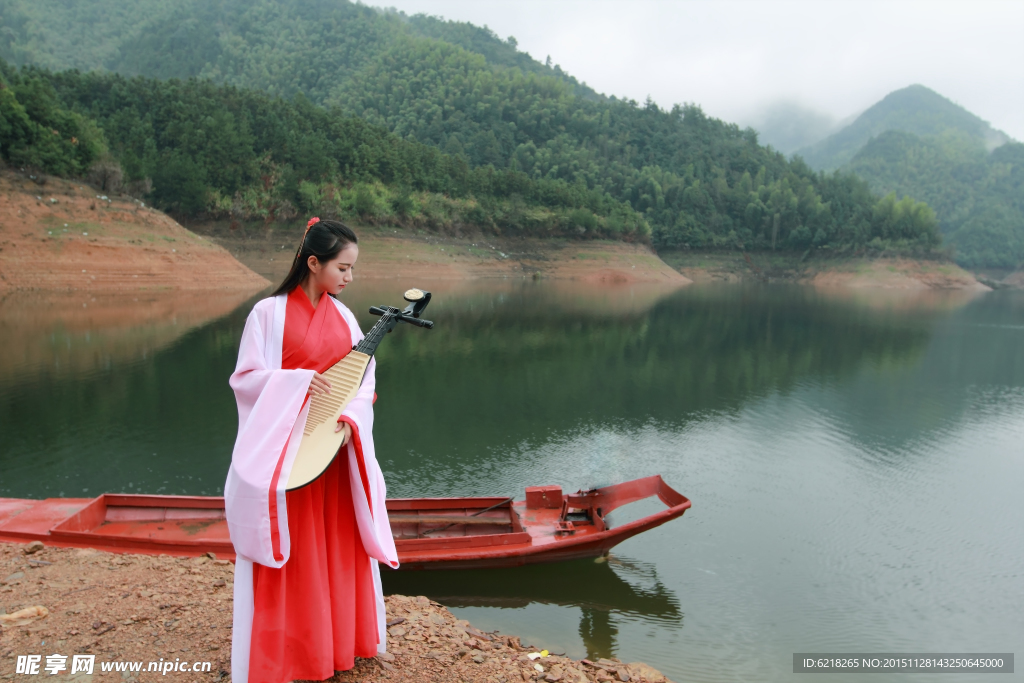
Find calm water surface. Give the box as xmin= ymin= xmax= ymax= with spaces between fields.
xmin=2 ymin=281 xmax=1022 ymax=682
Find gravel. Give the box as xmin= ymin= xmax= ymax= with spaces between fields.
xmin=0 ymin=542 xmax=673 ymax=682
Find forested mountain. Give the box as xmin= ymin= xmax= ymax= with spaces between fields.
xmin=0 ymin=0 xmax=941 ymax=253
xmin=797 ymin=85 xmax=1012 ymax=172
xmin=848 ymin=132 xmax=1024 ymax=268
xmin=793 ymin=85 xmax=1022 ymax=269
xmin=0 ymin=58 xmax=647 ymax=238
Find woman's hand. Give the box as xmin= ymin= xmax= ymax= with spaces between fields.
xmin=335 ymin=420 xmax=352 ymax=446
xmin=308 ymin=372 xmax=331 ymax=396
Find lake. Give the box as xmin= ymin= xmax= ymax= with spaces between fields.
xmin=1 ymin=280 xmax=1021 ymax=682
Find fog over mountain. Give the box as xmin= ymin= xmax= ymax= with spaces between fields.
xmin=381 ymin=0 xmax=1024 ymax=142
xmin=741 ymin=102 xmax=838 ymax=154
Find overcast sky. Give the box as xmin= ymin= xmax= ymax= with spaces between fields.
xmin=378 ymin=0 xmax=1024 ymax=142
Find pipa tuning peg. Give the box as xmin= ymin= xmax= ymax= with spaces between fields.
xmin=402 ymin=288 xmax=431 ymax=318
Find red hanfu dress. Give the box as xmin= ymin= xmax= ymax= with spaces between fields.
xmin=247 ymin=288 xmax=378 ymax=683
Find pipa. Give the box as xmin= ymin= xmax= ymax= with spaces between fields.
xmin=286 ymin=288 xmax=434 ymax=490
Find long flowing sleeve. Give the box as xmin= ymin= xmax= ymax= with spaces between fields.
xmin=225 ymin=301 xmax=315 ymax=568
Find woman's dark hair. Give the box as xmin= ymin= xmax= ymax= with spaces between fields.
xmin=271 ymin=219 xmax=358 ymax=297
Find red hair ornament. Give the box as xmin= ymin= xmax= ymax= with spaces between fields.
xmin=294 ymin=217 xmax=321 ymax=262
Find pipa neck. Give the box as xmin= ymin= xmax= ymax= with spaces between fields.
xmin=353 ymin=313 xmax=395 ymax=356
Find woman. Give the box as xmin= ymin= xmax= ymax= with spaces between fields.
xmin=224 ymin=218 xmax=398 ymax=683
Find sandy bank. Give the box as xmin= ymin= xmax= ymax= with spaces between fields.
xmin=660 ymin=250 xmax=990 ymax=291
xmin=998 ymin=270 xmax=1024 ymax=289
xmin=186 ymin=221 xmax=690 ymax=288
xmin=0 ymin=171 xmax=268 ymax=293
xmin=1 ymin=542 xmax=674 ymax=682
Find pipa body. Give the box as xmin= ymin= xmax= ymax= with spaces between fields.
xmin=286 ymin=350 xmax=372 ymax=490
xmin=285 ymin=289 xmax=433 ymax=490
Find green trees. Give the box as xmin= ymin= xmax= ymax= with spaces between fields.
xmin=0 ymin=0 xmax=949 ymax=254
xmin=0 ymin=58 xmax=648 ymax=239
xmin=0 ymin=66 xmax=106 ymax=175
xmin=849 ymin=131 xmax=1023 ymax=268
xmin=798 ymin=85 xmax=1021 ymax=268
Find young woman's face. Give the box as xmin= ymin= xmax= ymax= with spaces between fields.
xmin=307 ymin=243 xmax=359 ymax=296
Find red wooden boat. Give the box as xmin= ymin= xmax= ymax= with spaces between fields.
xmin=0 ymin=476 xmax=690 ymax=570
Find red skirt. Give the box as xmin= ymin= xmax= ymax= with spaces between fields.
xmin=248 ymin=453 xmax=378 ymax=683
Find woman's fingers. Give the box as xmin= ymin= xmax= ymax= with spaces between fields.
xmin=308 ymin=373 xmax=331 ymax=395
xmin=334 ymin=421 xmax=352 ymax=446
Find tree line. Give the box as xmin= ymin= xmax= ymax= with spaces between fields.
xmin=0 ymin=0 xmax=944 ymax=256
xmin=0 ymin=58 xmax=647 ymax=239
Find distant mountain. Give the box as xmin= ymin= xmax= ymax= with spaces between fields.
xmin=789 ymin=85 xmax=1023 ymax=269
xmin=745 ymin=102 xmax=837 ymax=155
xmin=797 ymin=85 xmax=1012 ymax=172
xmin=848 ymin=131 xmax=1024 ymax=269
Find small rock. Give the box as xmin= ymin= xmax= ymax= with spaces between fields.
xmin=377 ymin=651 xmax=395 ymax=662
xmin=25 ymin=541 xmax=45 ymax=554
xmin=388 ymin=626 xmax=406 ymax=638
xmin=0 ymin=605 xmax=49 ymax=626
xmin=2 ymin=571 xmax=24 ymax=584
xmin=429 ymin=612 xmax=446 ymax=625
xmin=627 ymin=662 xmax=667 ymax=683
xmin=617 ymin=669 xmax=631 ymax=682
xmin=386 ymin=617 xmax=405 ymax=626
xmin=212 ymin=579 xmax=226 ymax=588
xmin=472 ymin=654 xmax=486 ymax=664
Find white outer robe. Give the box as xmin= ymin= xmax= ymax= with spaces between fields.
xmin=224 ymin=294 xmax=399 ymax=683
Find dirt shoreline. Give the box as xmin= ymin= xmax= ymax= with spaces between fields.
xmin=1 ymin=542 xmax=674 ymax=682
xmin=182 ymin=220 xmax=689 ymax=287
xmin=659 ymin=250 xmax=995 ymax=291
xmin=4 ymin=168 xmax=1009 ymax=293
xmin=0 ymin=170 xmax=268 ymax=293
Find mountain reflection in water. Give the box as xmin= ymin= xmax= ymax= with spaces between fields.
xmin=2 ymin=279 xmax=1021 ymax=683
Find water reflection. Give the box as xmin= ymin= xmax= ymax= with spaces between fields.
xmin=382 ymin=555 xmax=681 ymax=660
xmin=370 ymin=282 xmax=961 ymax=495
xmin=2 ymin=279 xmax=1021 ymax=682
xmin=0 ymin=289 xmax=260 ymax=384
xmin=0 ymin=281 xmax=986 ymax=500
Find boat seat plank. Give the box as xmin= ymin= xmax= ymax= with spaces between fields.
xmin=388 ymin=514 xmax=511 ymax=526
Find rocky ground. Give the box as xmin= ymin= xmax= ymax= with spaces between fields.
xmin=0 ymin=543 xmax=673 ymax=683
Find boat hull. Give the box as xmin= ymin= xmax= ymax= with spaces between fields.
xmin=0 ymin=476 xmax=690 ymax=570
